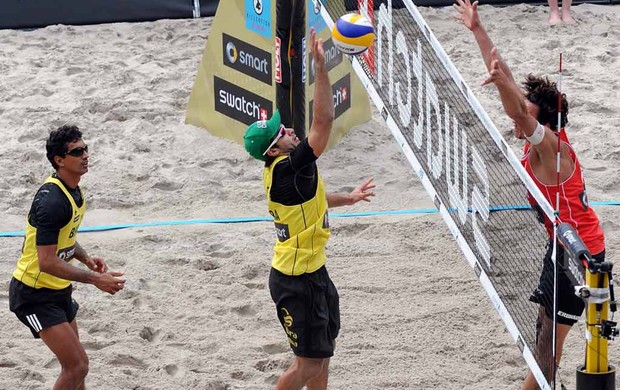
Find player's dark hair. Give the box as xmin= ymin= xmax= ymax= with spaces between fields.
xmin=46 ymin=125 xmax=83 ymax=169
xmin=523 ymin=74 xmax=568 ymax=131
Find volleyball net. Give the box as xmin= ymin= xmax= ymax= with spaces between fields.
xmin=319 ymin=0 xmax=561 ymax=388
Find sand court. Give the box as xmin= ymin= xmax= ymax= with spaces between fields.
xmin=0 ymin=3 xmax=619 ymax=389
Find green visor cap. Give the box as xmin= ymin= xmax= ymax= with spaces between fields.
xmin=243 ymin=110 xmax=282 ymax=161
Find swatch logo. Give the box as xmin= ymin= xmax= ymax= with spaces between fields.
xmin=214 ymin=76 xmax=272 ymax=125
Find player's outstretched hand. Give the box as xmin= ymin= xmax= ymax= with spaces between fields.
xmin=453 ymin=0 xmax=481 ymax=31
xmin=94 ymin=271 xmax=126 ymax=295
xmin=348 ymin=177 xmax=376 ymax=205
xmin=310 ymin=28 xmax=326 ymax=71
xmin=83 ymin=256 xmax=108 ymax=273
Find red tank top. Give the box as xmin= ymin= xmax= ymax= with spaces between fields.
xmin=521 ymin=131 xmax=605 ymax=255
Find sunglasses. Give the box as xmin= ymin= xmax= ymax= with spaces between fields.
xmin=64 ymin=145 xmax=89 ymax=158
xmin=262 ymin=125 xmax=286 ymax=156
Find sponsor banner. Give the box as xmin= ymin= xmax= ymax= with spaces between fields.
xmin=331 ymin=73 xmax=351 ymax=118
xmin=223 ymin=33 xmax=273 ymax=85
xmin=214 ymin=76 xmax=272 ymax=125
xmin=308 ymin=73 xmax=351 ymax=124
xmin=187 ymin=0 xmax=370 ymax=149
xmin=246 ymin=0 xmax=273 ymax=38
xmin=308 ymin=37 xmax=343 ymax=85
xmin=308 ymin=0 xmax=327 ymax=33
xmin=186 ymin=0 xmax=275 ymax=143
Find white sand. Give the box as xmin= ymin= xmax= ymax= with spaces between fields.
xmin=0 ymin=3 xmax=619 ymax=389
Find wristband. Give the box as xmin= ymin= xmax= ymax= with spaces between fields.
xmin=525 ymin=122 xmax=545 ymax=145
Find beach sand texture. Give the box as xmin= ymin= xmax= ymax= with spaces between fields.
xmin=0 ymin=3 xmax=619 ymax=389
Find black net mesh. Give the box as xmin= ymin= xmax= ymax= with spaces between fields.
xmin=321 ymin=0 xmax=557 ymax=386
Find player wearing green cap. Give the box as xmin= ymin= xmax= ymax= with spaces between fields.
xmin=244 ymin=28 xmax=375 ymax=390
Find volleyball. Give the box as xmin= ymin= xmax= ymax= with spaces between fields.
xmin=331 ymin=13 xmax=375 ymax=55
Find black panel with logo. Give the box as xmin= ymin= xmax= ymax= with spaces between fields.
xmin=222 ymin=33 xmax=273 ymax=85
xmin=308 ymin=73 xmax=351 ymax=124
xmin=214 ymin=76 xmax=273 ymax=125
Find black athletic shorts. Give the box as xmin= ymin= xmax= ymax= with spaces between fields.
xmin=269 ymin=266 xmax=340 ymax=358
xmin=530 ymin=242 xmax=605 ymax=326
xmin=9 ymin=278 xmax=79 ymax=338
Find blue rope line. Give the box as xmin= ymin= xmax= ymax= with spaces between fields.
xmin=1 ymin=201 xmax=619 ymax=238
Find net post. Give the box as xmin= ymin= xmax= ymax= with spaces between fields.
xmin=557 ymin=223 xmax=617 ymax=389
xmin=576 ymin=265 xmax=616 ymax=389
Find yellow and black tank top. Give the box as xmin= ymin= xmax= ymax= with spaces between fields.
xmin=13 ymin=176 xmax=86 ymax=289
xmin=264 ymin=155 xmax=330 ymax=276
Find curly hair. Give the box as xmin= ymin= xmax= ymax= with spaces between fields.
xmin=522 ymin=74 xmax=569 ymax=131
xmin=46 ymin=125 xmax=83 ymax=169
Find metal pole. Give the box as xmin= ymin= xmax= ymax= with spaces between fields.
xmin=193 ymin=0 xmax=201 ymax=18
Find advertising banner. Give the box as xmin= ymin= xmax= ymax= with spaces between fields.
xmin=186 ymin=0 xmax=372 ymax=149
xmin=186 ymin=0 xmax=276 ymax=143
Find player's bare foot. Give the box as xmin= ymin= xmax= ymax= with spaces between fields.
xmin=562 ymin=13 xmax=576 ymax=24
xmin=548 ymin=11 xmax=562 ymax=25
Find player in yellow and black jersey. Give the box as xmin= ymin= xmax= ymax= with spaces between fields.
xmin=244 ymin=29 xmax=375 ymax=390
xmin=9 ymin=125 xmax=125 ymax=390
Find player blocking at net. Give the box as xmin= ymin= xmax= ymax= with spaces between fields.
xmin=243 ymin=28 xmax=375 ymax=389
xmin=453 ymin=1 xmax=606 ymax=389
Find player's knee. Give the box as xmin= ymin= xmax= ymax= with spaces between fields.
xmin=68 ymin=354 xmax=89 ymax=379
xmin=297 ymin=357 xmax=325 ymax=379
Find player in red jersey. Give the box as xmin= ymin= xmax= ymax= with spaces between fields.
xmin=454 ymin=1 xmax=605 ymax=388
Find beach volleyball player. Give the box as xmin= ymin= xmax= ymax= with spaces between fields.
xmin=454 ymin=1 xmax=606 ymax=388
xmin=9 ymin=125 xmax=126 ymax=390
xmin=243 ymin=29 xmax=375 ymax=389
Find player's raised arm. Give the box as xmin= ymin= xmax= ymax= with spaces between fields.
xmin=482 ymin=49 xmax=563 ymax=173
xmin=454 ymin=0 xmax=516 ymax=85
xmin=307 ymin=28 xmax=335 ymax=158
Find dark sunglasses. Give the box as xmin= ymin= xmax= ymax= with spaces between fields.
xmin=64 ymin=145 xmax=89 ymax=157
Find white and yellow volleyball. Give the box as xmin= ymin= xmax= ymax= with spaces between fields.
xmin=331 ymin=13 xmax=375 ymax=55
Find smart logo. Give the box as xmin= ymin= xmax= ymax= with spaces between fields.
xmin=214 ymin=76 xmax=272 ymax=125
xmin=274 ymin=222 xmax=290 ymax=242
xmin=245 ymin=0 xmax=272 ymax=38
xmin=223 ymin=34 xmax=272 ymax=85
xmin=57 ymin=245 xmax=76 ymax=262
